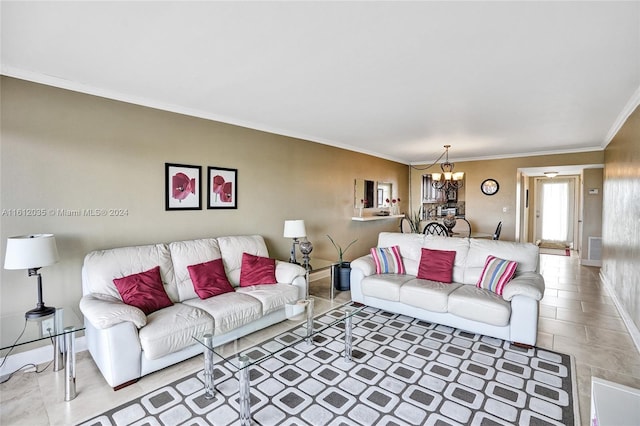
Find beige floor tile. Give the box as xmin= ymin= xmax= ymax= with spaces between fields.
xmin=554 ymin=335 xmax=640 ymax=378
xmin=540 ymin=295 xmax=583 ymax=310
xmin=539 ymin=304 xmax=557 ymax=319
xmin=556 ymin=307 xmax=627 ymax=332
xmin=586 ymin=326 xmax=639 ymax=352
xmin=538 ymin=317 xmax=588 ymax=342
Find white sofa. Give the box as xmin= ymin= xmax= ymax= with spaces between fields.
xmin=350 ymin=232 xmax=545 ymax=346
xmin=79 ymin=235 xmax=306 ymax=389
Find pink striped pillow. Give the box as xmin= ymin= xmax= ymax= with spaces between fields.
xmin=370 ymin=245 xmax=405 ymax=274
xmin=476 ymin=255 xmax=518 ymax=296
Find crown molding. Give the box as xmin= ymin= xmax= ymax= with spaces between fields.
xmin=604 ymin=83 xmax=640 ymax=147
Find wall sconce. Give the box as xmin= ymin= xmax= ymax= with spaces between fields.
xmin=4 ymin=234 xmax=60 ymax=319
xmin=283 ymin=220 xmax=306 ymax=264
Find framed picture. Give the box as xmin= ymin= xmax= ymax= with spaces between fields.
xmin=165 ymin=163 xmax=202 ymax=210
xmin=208 ymin=167 xmax=237 ymax=209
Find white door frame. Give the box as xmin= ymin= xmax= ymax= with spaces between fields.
xmin=532 ymin=175 xmax=580 ymax=248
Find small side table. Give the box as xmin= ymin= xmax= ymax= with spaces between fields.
xmin=301 ymin=258 xmax=337 ymax=299
xmin=0 ymin=306 xmax=84 ymax=401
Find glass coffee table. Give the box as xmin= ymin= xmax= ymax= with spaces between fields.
xmin=0 ymin=306 xmax=84 ymax=401
xmin=193 ymin=299 xmax=365 ymax=426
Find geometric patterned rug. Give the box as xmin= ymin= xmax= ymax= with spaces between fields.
xmin=78 ymin=304 xmax=576 ymax=426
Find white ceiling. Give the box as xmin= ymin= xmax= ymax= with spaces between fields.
xmin=2 ymin=1 xmax=639 ymax=165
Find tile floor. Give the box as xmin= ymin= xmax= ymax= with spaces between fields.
xmin=1 ymin=252 xmax=639 ymax=425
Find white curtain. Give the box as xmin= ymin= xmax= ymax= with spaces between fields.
xmin=541 ymin=180 xmax=570 ymax=242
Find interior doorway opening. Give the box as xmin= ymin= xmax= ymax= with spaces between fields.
xmin=533 ymin=176 xmax=580 ymax=249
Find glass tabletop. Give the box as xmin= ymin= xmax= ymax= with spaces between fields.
xmin=304 ymin=258 xmax=336 ymax=272
xmin=193 ymin=300 xmax=365 ymax=370
xmin=1 ymin=306 xmax=85 ymax=352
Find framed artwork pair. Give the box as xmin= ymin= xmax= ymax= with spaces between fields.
xmin=165 ymin=163 xmax=237 ymax=211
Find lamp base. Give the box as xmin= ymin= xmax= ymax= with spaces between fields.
xmin=25 ymin=305 xmax=56 ymax=320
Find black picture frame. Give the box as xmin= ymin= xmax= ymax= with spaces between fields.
xmin=165 ymin=163 xmax=202 ymax=210
xmin=207 ymin=167 xmax=238 ymax=209
xmin=481 ymin=178 xmax=500 ymax=196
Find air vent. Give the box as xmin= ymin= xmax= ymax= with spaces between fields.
xmin=588 ymin=237 xmax=602 ymax=261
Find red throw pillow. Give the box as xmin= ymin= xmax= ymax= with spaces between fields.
xmin=187 ymin=258 xmax=235 ymax=299
xmin=417 ymin=248 xmax=456 ymax=283
xmin=239 ymin=253 xmax=277 ymax=287
xmin=113 ymin=266 xmax=173 ymax=315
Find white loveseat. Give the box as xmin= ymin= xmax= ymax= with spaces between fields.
xmin=79 ymin=235 xmax=306 ymax=389
xmin=350 ymin=232 xmax=545 ymax=346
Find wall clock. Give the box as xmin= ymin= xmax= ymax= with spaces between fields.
xmin=481 ymin=178 xmax=499 ymax=196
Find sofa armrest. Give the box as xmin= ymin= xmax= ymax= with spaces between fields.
xmin=80 ymin=293 xmax=147 ymax=329
xmin=275 ymin=260 xmax=306 ymax=284
xmin=350 ymin=255 xmax=376 ymax=277
xmin=502 ymin=272 xmax=545 ymax=302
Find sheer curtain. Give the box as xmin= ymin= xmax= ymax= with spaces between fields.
xmin=541 ymin=180 xmax=570 ymax=242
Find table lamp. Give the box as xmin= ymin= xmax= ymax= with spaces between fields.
xmin=283 ymin=220 xmax=306 ymax=264
xmin=4 ymin=234 xmax=59 ymax=319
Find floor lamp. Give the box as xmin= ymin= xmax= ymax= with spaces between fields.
xmin=4 ymin=234 xmax=60 ymax=319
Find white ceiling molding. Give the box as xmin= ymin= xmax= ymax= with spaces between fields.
xmin=604 ymin=84 xmax=640 ymax=148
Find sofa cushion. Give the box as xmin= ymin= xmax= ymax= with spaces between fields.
xmin=169 ymin=238 xmax=222 ymax=301
xmin=113 ymin=266 xmax=174 ymax=315
xmin=417 ymin=248 xmax=456 ymax=283
xmin=422 ymin=235 xmax=470 ymax=283
xmin=188 ymin=259 xmax=235 ymax=299
xmin=464 ymin=239 xmax=539 ymax=284
xmin=360 ymin=274 xmax=413 ymax=301
xmin=448 ymin=285 xmax=512 ymax=327
xmin=370 ymin=245 xmax=405 ymax=274
xmin=399 ymin=279 xmax=463 ymax=313
xmin=236 ymin=283 xmax=299 ymax=315
xmin=183 ymin=292 xmax=263 ymax=334
xmin=217 ymin=235 xmax=270 ymax=286
xmin=83 ymin=243 xmax=178 ymax=302
xmin=476 ymin=256 xmax=518 ymax=296
xmin=377 ymin=232 xmax=426 ymax=276
xmin=240 ymin=253 xmax=277 ymax=286
xmin=139 ymin=303 xmax=213 ymax=360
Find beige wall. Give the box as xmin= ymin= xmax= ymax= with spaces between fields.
xmin=580 ymin=168 xmax=603 ymax=260
xmin=603 ymin=105 xmax=640 ymax=332
xmin=0 ymin=77 xmax=408 ymax=316
xmin=410 ymin=151 xmax=605 ymax=241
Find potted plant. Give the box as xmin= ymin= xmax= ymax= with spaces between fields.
xmin=327 ymin=234 xmax=357 ymax=291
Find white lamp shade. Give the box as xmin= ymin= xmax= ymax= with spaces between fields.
xmin=4 ymin=234 xmax=59 ymax=270
xmin=283 ymin=220 xmax=306 ymax=238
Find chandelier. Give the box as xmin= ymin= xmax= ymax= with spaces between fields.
xmin=431 ymin=145 xmax=464 ymax=191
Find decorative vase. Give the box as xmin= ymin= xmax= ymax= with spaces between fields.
xmin=443 ymin=214 xmax=457 ymax=233
xmin=332 ymin=262 xmax=351 ymax=291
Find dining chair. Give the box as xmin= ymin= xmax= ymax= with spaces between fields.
xmin=450 ymin=218 xmax=472 ymax=238
xmin=423 ymin=222 xmax=449 ymax=236
xmin=399 ymin=217 xmax=413 ymax=233
xmin=493 ymin=221 xmax=503 ymax=240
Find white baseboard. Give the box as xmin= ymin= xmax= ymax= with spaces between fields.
xmin=600 ymin=271 xmax=640 ymax=354
xmin=0 ymin=336 xmax=87 ymax=380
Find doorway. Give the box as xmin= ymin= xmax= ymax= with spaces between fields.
xmin=534 ymin=176 xmax=579 ymax=248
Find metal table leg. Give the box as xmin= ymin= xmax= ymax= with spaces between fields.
xmin=203 ymin=334 xmax=215 ymax=400
xmin=344 ymin=310 xmax=353 ymax=363
xmin=305 ymin=298 xmax=315 ymax=345
xmin=53 ymin=309 xmax=64 ymax=371
xmin=238 ymin=355 xmax=251 ymax=426
xmin=64 ymin=326 xmax=76 ymax=401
